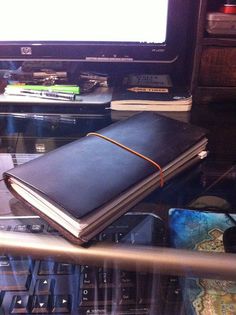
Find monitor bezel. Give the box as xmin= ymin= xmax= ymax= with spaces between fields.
xmin=0 ymin=0 xmax=184 ymax=64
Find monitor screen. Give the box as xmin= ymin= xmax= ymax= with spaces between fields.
xmin=0 ymin=0 xmax=185 ymax=64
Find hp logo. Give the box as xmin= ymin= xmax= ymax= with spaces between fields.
xmin=20 ymin=47 xmax=32 ymax=55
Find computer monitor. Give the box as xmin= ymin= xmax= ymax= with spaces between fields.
xmin=0 ymin=0 xmax=188 ymax=65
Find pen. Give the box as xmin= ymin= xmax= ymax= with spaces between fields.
xmin=6 ymin=84 xmax=80 ymax=94
xmin=127 ymin=87 xmax=169 ymax=93
xmin=5 ymin=88 xmax=75 ymax=101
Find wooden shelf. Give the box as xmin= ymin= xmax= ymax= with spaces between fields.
xmin=191 ymin=0 xmax=236 ymax=104
xmin=194 ymin=86 xmax=236 ymax=104
xmin=203 ymin=37 xmax=236 ymax=47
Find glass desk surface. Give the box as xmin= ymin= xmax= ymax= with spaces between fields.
xmin=0 ymin=104 xmax=236 ymax=315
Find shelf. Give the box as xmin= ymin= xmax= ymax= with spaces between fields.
xmin=194 ymin=86 xmax=236 ymax=104
xmin=203 ymin=37 xmax=236 ymax=47
xmin=190 ymin=0 xmax=236 ymax=104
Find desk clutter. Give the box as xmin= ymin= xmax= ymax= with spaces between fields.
xmin=0 ymin=62 xmax=109 ymax=104
xmin=206 ymin=12 xmax=236 ymax=35
xmin=0 ymin=66 xmax=192 ymax=113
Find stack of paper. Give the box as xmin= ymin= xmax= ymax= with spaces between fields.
xmin=111 ymin=88 xmax=192 ymax=112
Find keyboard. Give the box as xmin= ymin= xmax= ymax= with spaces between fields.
xmin=0 ymin=211 xmax=182 ymax=315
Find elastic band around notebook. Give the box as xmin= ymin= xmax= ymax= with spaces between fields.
xmin=87 ymin=132 xmax=164 ymax=187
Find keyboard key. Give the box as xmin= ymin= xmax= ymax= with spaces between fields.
xmin=0 ymin=255 xmax=9 ymax=267
xmin=119 ymin=270 xmax=136 ymax=286
xmin=99 ymin=232 xmax=113 ymax=242
xmin=0 ymin=290 xmax=4 ymax=305
xmin=119 ymin=287 xmax=137 ymax=305
xmin=14 ymin=225 xmax=28 ymax=232
xmin=31 ymin=295 xmax=51 ymax=313
xmin=0 ymin=225 xmax=10 ymax=231
xmin=79 ymin=308 xmax=109 ymax=315
xmin=0 ymin=275 xmax=31 ymax=291
xmin=98 ymin=269 xmax=114 ymax=288
xmin=79 ymin=287 xmax=113 ymax=308
xmin=80 ymin=265 xmax=94 ymax=273
xmin=0 ymin=259 xmax=32 ymax=275
xmin=79 ymin=288 xmax=96 ymax=307
xmin=34 ymin=278 xmax=54 ymax=295
xmin=80 ymin=266 xmax=97 ymax=288
xmin=99 ymin=287 xmax=113 ymax=304
xmin=52 ymin=295 xmax=71 ymax=313
xmin=10 ymin=295 xmax=30 ymax=314
xmin=29 ymin=224 xmax=44 ymax=233
xmin=136 ymin=273 xmax=157 ymax=304
xmin=47 ymin=226 xmax=58 ymax=233
xmin=38 ymin=261 xmax=55 ymax=275
xmin=56 ymin=263 xmax=74 ymax=275
xmin=164 ymin=276 xmax=182 ymax=304
xmin=114 ymin=232 xmax=125 ymax=243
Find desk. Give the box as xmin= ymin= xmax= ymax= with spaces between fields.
xmin=0 ymin=103 xmax=236 ymax=314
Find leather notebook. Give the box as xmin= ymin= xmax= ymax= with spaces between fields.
xmin=3 ymin=112 xmax=208 ymax=244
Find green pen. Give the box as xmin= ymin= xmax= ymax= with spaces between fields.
xmin=7 ymin=84 xmax=80 ymax=94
